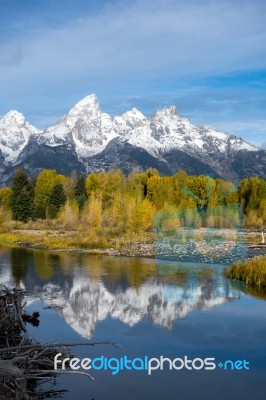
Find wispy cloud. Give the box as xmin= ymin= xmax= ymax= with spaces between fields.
xmin=0 ymin=44 xmax=24 ymax=66
xmin=2 ymin=0 xmax=266 ymax=77
xmin=0 ymin=0 xmax=265 ymax=145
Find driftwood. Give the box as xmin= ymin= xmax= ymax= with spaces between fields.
xmin=0 ymin=359 xmax=23 ymax=378
xmin=0 ymin=341 xmax=120 ymax=353
xmin=0 ymin=287 xmax=118 ymax=399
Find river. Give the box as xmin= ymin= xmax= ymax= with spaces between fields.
xmin=0 ymin=244 xmax=265 ymax=400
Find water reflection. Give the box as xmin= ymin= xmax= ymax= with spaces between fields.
xmin=10 ymin=247 xmax=31 ymax=285
xmin=0 ymin=245 xmax=241 ymax=339
xmin=230 ymin=279 xmax=266 ymax=300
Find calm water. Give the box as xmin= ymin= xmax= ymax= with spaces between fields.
xmin=0 ymin=244 xmax=266 ymax=400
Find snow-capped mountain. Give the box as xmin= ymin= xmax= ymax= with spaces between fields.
xmin=0 ymin=94 xmax=265 ymax=184
xmin=0 ymin=110 xmax=40 ymax=163
xmin=115 ymin=104 xmax=257 ymax=158
xmin=40 ymin=95 xmax=118 ymax=158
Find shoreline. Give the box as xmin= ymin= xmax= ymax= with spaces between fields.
xmin=0 ymin=230 xmax=157 ymax=258
xmin=1 ymin=228 xmax=266 ymax=259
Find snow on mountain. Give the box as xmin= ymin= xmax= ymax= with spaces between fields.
xmin=38 ymin=94 xmax=259 ymax=162
xmin=0 ymin=94 xmax=260 ymax=179
xmin=113 ymin=108 xmax=160 ymax=157
xmin=0 ymin=110 xmax=40 ymax=163
xmin=40 ymin=94 xmax=118 ymax=158
xmin=112 ymin=104 xmax=258 ymax=162
xmin=30 ymin=271 xmax=239 ymax=340
xmin=120 ymin=105 xmax=257 ymax=158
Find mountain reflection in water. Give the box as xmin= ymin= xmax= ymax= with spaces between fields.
xmin=0 ymin=245 xmax=240 ymax=339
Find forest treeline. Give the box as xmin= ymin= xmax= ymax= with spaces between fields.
xmin=0 ymin=168 xmax=265 ymax=235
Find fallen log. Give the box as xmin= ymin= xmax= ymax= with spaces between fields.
xmin=0 ymin=287 xmax=118 ymax=399
xmin=0 ymin=340 xmax=120 ymax=353
xmin=0 ymin=359 xmax=23 ymax=378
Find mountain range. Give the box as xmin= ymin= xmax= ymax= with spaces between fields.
xmin=0 ymin=94 xmax=265 ymax=185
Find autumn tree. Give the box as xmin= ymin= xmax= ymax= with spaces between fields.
xmin=0 ymin=188 xmax=12 ymax=228
xmin=85 ymin=172 xmax=105 ymax=197
xmin=101 ymin=169 xmax=126 ymax=207
xmin=82 ymin=194 xmax=103 ymax=232
xmin=183 ymin=175 xmax=216 ymax=209
xmin=34 ymin=170 xmax=57 ymax=218
xmin=58 ymin=199 xmax=79 ymax=228
xmin=0 ymin=187 xmax=12 ymax=210
xmin=128 ymin=171 xmax=149 ymax=198
xmin=239 ymin=177 xmax=266 ymax=227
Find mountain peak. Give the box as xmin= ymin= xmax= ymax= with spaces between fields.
xmin=66 ymin=94 xmax=101 ymax=128
xmin=121 ymin=107 xmax=146 ymax=121
xmin=113 ymin=108 xmax=147 ymax=139
xmin=71 ymin=94 xmax=100 ymax=112
xmin=153 ymin=105 xmax=178 ymax=118
xmin=1 ymin=110 xmax=26 ymax=126
xmin=0 ymin=110 xmax=39 ymax=163
xmin=41 ymin=93 xmax=117 ymax=158
xmin=0 ymin=93 xmax=264 ymax=182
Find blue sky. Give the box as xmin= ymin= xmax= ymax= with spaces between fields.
xmin=0 ymin=0 xmax=265 ymax=147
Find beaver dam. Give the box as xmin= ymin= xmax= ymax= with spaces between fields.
xmin=0 ymin=287 xmax=116 ymax=399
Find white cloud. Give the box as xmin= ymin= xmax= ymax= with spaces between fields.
xmin=1 ymin=0 xmax=266 ymax=83
xmin=0 ymin=0 xmax=265 ymax=146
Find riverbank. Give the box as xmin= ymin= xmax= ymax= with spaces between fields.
xmin=0 ymin=229 xmax=157 ymax=258
xmin=226 ymin=255 xmax=266 ymax=288
xmin=0 ymin=228 xmax=265 ymax=258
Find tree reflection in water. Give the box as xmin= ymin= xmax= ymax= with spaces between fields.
xmin=0 ymin=246 xmax=243 ymax=339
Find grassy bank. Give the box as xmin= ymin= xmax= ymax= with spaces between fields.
xmin=226 ymin=255 xmax=266 ymax=288
xmin=0 ymin=225 xmax=151 ymax=254
xmin=0 ymin=221 xmax=264 ymax=256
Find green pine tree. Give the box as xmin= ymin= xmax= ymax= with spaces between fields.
xmin=48 ymin=183 xmax=66 ymax=218
xmin=75 ymin=176 xmax=87 ymax=210
xmin=10 ymin=168 xmax=34 ymax=222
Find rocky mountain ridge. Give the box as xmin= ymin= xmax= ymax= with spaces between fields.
xmin=0 ymin=94 xmax=265 ymax=184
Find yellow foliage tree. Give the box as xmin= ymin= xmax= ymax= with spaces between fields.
xmin=58 ymin=198 xmax=79 ymax=228
xmin=34 ymin=170 xmax=57 ymax=218
xmin=85 ymin=172 xmax=105 ymax=197
xmin=81 ymin=194 xmax=103 ymax=232
xmin=0 ymin=187 xmax=11 ymax=210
